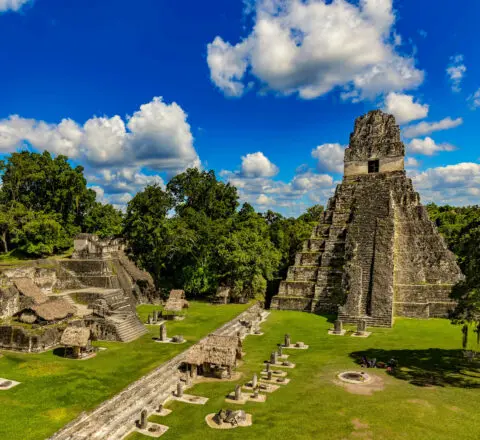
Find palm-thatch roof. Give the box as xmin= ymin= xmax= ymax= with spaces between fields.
xmin=204 ymin=334 xmax=242 ymax=350
xmin=164 ymin=299 xmax=189 ymax=312
xmin=185 ymin=333 xmax=241 ymax=367
xmin=186 ymin=344 xmax=237 ymax=367
xmin=61 ymin=327 xmax=91 ymax=347
xmin=164 ymin=289 xmax=188 ymax=312
xmin=31 ymin=299 xmax=76 ymax=321
xmin=169 ymin=290 xmax=186 ymax=300
xmin=14 ymin=278 xmax=48 ymax=305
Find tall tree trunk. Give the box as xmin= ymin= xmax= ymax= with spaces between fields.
xmin=1 ymin=231 xmax=8 ymax=253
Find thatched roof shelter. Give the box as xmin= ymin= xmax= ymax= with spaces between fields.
xmin=169 ymin=289 xmax=185 ymax=300
xmin=204 ymin=334 xmax=242 ymax=351
xmin=185 ymin=333 xmax=242 ymax=367
xmin=31 ymin=299 xmax=76 ymax=322
xmin=14 ymin=278 xmax=48 ymax=305
xmin=164 ymin=289 xmax=189 ymax=312
xmin=61 ymin=327 xmax=91 ymax=348
xmin=186 ymin=344 xmax=237 ymax=367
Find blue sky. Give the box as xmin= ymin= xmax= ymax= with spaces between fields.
xmin=1 ymin=0 xmax=479 ymax=216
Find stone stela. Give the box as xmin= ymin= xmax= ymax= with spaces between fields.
xmin=271 ymin=110 xmax=463 ymax=327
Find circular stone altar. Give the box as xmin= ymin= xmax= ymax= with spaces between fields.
xmin=337 ymin=371 xmax=372 ymax=384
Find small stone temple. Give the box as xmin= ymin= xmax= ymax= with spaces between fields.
xmin=271 ymin=110 xmax=463 ymax=327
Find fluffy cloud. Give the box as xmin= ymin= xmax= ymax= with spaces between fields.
xmin=0 ymin=0 xmax=30 ymax=12
xmin=207 ymin=0 xmax=423 ymax=101
xmin=256 ymin=194 xmax=276 ymax=205
xmin=407 ymin=137 xmax=456 ymax=156
xmin=446 ymin=54 xmax=466 ymax=92
xmin=405 ymin=156 xmax=420 ymax=168
xmin=312 ymin=143 xmax=345 ymax=173
xmin=468 ymin=88 xmax=480 ymax=109
xmin=402 ymin=117 xmax=463 ymax=138
xmin=221 ymin=162 xmax=335 ymax=216
xmin=240 ymin=152 xmax=279 ymax=177
xmin=382 ymin=92 xmax=429 ymax=124
xmin=0 ymin=97 xmax=199 ymax=171
xmin=0 ymin=97 xmax=199 ymax=208
xmin=413 ymin=162 xmax=480 ymax=205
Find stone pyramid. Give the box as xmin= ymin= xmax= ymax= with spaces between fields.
xmin=271 ymin=110 xmax=463 ymax=327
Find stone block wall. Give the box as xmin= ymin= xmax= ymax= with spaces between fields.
xmin=0 ymin=325 xmax=63 ymax=352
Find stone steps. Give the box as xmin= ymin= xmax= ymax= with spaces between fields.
xmin=108 ymin=313 xmax=148 ymax=342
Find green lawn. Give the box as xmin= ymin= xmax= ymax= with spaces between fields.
xmin=126 ymin=312 xmax=480 ymax=440
xmin=0 ymin=301 xmax=250 ymax=440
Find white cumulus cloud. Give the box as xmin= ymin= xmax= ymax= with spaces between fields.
xmin=408 ymin=137 xmax=456 ymax=156
xmin=413 ymin=162 xmax=480 ymax=205
xmin=0 ymin=0 xmax=31 ymax=12
xmin=402 ymin=117 xmax=463 ymax=138
xmin=382 ymin=92 xmax=429 ymax=124
xmin=241 ymin=152 xmax=279 ymax=177
xmin=0 ymin=97 xmax=199 ymax=172
xmin=207 ymin=0 xmax=424 ymax=101
xmin=446 ymin=54 xmax=466 ymax=92
xmin=312 ymin=143 xmax=345 ymax=173
xmin=468 ymin=88 xmax=480 ymax=109
xmin=0 ymin=97 xmax=200 ymax=208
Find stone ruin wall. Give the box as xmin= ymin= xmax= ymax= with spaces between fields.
xmin=0 ymin=325 xmax=64 ymax=353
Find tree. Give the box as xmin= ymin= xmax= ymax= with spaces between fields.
xmin=297 ymin=204 xmax=324 ymax=223
xmin=13 ymin=211 xmax=70 ymax=257
xmin=427 ymin=204 xmax=480 ymax=351
xmin=123 ymin=184 xmax=174 ymax=284
xmin=0 ymin=151 xmax=95 ymax=229
xmin=167 ymin=168 xmax=238 ymax=220
xmin=218 ymin=206 xmax=281 ymax=299
xmin=84 ymin=202 xmax=124 ymax=238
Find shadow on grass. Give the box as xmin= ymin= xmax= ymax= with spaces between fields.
xmin=53 ymin=347 xmax=67 ymax=357
xmin=317 ymin=313 xmax=337 ymax=324
xmin=350 ymin=348 xmax=480 ymax=388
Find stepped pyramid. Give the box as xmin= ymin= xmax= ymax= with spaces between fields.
xmin=271 ymin=110 xmax=463 ymax=327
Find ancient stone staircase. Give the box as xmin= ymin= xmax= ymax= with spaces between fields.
xmin=108 ymin=313 xmax=148 ymax=342
xmin=272 ymin=184 xmax=355 ymax=314
xmin=97 ymin=289 xmax=147 ymax=342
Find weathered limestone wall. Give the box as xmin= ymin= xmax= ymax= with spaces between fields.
xmin=48 ymin=303 xmax=266 ymax=440
xmin=344 ymin=156 xmax=404 ymax=176
xmin=0 ymin=325 xmax=63 ymax=352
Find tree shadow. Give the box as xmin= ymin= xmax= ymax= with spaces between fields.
xmin=350 ymin=348 xmax=480 ymax=389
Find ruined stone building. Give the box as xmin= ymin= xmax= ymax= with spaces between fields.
xmin=271 ymin=110 xmax=463 ymax=327
xmin=0 ymin=234 xmax=158 ymax=352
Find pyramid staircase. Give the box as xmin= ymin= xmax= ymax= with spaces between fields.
xmin=272 ymin=184 xmax=356 ymax=313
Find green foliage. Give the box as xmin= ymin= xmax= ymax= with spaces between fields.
xmin=12 ymin=211 xmax=71 ymax=257
xmin=266 ymin=209 xmax=318 ymax=278
xmin=123 ymin=184 xmax=174 ymax=285
xmin=0 ymin=150 xmax=122 ymax=257
xmin=427 ymin=203 xmax=480 ymax=348
xmin=218 ymin=207 xmax=281 ymax=299
xmin=125 ymin=169 xmax=319 ymax=300
xmin=167 ymin=168 xmax=238 ymax=220
xmin=0 ymin=151 xmax=95 ymax=227
xmin=83 ymin=202 xmax=124 ymax=238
